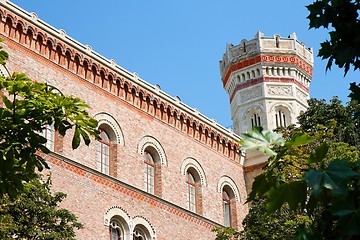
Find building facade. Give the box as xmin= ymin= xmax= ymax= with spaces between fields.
xmin=0 ymin=1 xmax=314 ymax=239
xmin=0 ymin=1 xmax=248 ymax=239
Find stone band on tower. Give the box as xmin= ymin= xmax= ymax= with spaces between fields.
xmin=220 ymin=32 xmax=314 ymax=135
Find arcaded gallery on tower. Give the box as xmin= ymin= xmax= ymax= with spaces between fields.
xmin=0 ymin=1 xmax=313 ymax=239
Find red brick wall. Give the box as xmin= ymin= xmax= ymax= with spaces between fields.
xmin=0 ymin=5 xmax=248 ymax=239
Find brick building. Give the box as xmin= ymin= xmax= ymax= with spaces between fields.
xmin=0 ymin=1 xmax=313 ymax=239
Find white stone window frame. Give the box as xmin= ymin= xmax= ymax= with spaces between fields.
xmin=217 ymin=175 xmax=241 ymax=202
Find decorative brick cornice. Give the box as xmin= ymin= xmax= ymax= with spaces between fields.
xmin=222 ymin=54 xmax=313 ymax=87
xmin=0 ymin=1 xmax=243 ymax=161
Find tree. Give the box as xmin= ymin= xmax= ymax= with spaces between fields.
xmin=0 ymin=175 xmax=83 ymax=240
xmin=307 ymin=0 xmax=360 ymax=75
xmin=298 ymin=97 xmax=360 ymax=148
xmin=213 ymin=97 xmax=360 ymax=239
xmin=0 ymin=39 xmax=99 ymax=198
xmin=241 ymin=94 xmax=360 ymax=239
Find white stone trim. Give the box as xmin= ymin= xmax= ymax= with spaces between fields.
xmin=94 ymin=112 xmax=124 ymax=146
xmin=132 ymin=216 xmax=156 ymax=240
xmin=137 ymin=135 xmax=167 ymax=166
xmin=180 ymin=157 xmax=207 ymax=186
xmin=269 ymin=101 xmax=294 ymax=114
xmin=217 ymin=176 xmax=241 ymax=202
xmin=104 ymin=205 xmax=131 ymax=226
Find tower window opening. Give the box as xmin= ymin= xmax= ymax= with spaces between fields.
xmin=251 ymin=113 xmax=261 ymax=128
xmin=275 ymin=110 xmax=287 ymax=128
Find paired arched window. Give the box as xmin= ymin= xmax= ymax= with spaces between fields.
xmin=132 ymin=223 xmax=152 ymax=240
xmin=97 ymin=130 xmax=110 ymax=174
xmin=133 ymin=228 xmax=146 ymax=240
xmin=248 ymin=108 xmax=262 ymax=130
xmin=250 ymin=113 xmax=261 ymax=128
xmin=109 ymin=220 xmax=123 ymax=240
xmin=143 ymin=151 xmax=155 ymax=194
xmin=274 ymin=106 xmax=290 ymax=128
xmin=275 ymin=110 xmax=286 ymax=127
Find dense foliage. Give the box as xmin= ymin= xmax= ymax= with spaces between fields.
xmin=214 ymin=97 xmax=360 ymax=239
xmin=307 ymin=0 xmax=360 ymax=75
xmin=0 ymin=175 xmax=83 ymax=240
xmin=0 ymin=39 xmax=99 ymax=198
xmin=0 ymin=39 xmax=98 ymax=239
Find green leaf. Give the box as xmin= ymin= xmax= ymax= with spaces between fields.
xmin=307 ymin=142 xmax=329 ymax=163
xmin=246 ymin=172 xmax=275 ymax=202
xmin=240 ymin=126 xmax=285 ymax=157
xmin=2 ymin=96 xmax=13 ymax=109
xmin=304 ymin=160 xmax=359 ymax=197
xmin=72 ymin=127 xmax=81 ymax=149
xmin=267 ymin=181 xmax=307 ymax=212
xmin=329 ymin=198 xmax=360 ymax=238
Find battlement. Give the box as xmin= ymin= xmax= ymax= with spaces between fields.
xmin=220 ymin=32 xmax=314 ymax=80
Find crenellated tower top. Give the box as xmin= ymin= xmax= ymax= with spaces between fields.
xmin=220 ymin=32 xmax=314 ymax=141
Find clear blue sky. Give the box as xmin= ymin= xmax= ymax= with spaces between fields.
xmin=10 ymin=0 xmax=359 ymax=128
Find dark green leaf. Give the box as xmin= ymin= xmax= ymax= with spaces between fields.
xmin=267 ymin=181 xmax=307 ymax=212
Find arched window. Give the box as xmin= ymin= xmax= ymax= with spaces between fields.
xmin=109 ymin=220 xmax=123 ymax=240
xmin=223 ymin=190 xmax=231 ymax=227
xmin=186 ymin=171 xmax=196 ymax=212
xmin=133 ymin=228 xmax=146 ymax=240
xmin=41 ymin=123 xmax=55 ymax=151
xmin=143 ymin=151 xmax=155 ymax=194
xmin=275 ymin=109 xmax=287 ymax=128
xmin=248 ymin=108 xmax=262 ymax=131
xmin=221 ymin=185 xmax=238 ymax=227
xmin=181 ymin=159 xmax=205 ymax=215
xmin=131 ymin=219 xmax=154 ymax=240
xmin=251 ymin=113 xmax=261 ymax=128
xmin=97 ymin=130 xmax=110 ymax=174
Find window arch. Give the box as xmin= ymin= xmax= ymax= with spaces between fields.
xmin=131 ymin=216 xmax=156 ymax=240
xmin=94 ymin=113 xmax=124 ymax=176
xmin=137 ymin=136 xmax=167 ymax=197
xmin=104 ymin=206 xmax=131 ymax=240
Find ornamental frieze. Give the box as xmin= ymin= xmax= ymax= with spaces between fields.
xmin=296 ymin=88 xmax=308 ymax=103
xmin=267 ymin=85 xmax=292 ymax=96
xmin=240 ymin=86 xmax=262 ymax=103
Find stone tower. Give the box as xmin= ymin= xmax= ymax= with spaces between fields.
xmin=220 ymin=32 xmax=313 ymax=135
